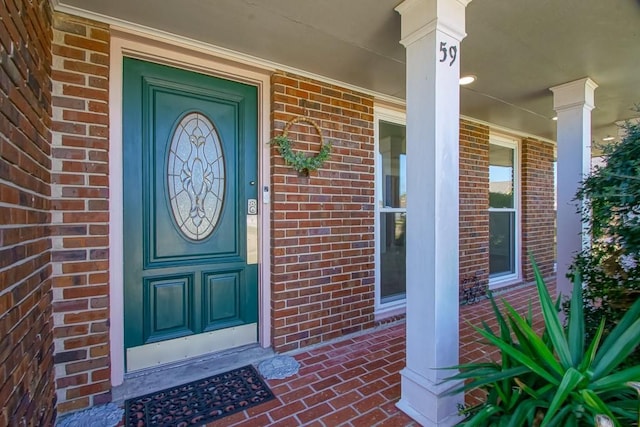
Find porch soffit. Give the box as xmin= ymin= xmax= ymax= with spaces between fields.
xmin=54 ymin=0 xmax=640 ymax=145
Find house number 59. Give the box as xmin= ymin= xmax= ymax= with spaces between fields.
xmin=439 ymin=41 xmax=457 ymax=66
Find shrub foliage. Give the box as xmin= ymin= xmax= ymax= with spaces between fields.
xmin=568 ymin=117 xmax=640 ymax=360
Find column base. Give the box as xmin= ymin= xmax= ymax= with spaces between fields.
xmin=396 ymin=367 xmax=464 ymax=427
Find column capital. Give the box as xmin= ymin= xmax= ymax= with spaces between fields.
xmin=395 ymin=0 xmax=472 ymax=46
xmin=550 ymin=77 xmax=598 ymax=112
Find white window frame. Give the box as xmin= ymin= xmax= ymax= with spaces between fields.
xmin=374 ymin=107 xmax=407 ymax=317
xmin=488 ymin=133 xmax=521 ymax=289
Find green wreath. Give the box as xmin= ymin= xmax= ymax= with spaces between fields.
xmin=271 ymin=116 xmax=331 ymax=175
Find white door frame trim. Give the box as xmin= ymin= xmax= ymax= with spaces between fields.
xmin=109 ymin=28 xmax=272 ymax=386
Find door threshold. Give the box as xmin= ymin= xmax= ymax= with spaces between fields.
xmin=112 ymin=343 xmax=275 ymax=405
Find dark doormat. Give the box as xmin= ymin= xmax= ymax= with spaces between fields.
xmin=124 ymin=365 xmax=275 ymax=426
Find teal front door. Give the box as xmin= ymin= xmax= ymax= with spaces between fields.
xmin=123 ymin=58 xmax=258 ymax=371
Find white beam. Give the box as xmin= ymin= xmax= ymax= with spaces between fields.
xmin=395 ymin=0 xmax=470 ymax=425
xmin=550 ymin=77 xmax=598 ymax=297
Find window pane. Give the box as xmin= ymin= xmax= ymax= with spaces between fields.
xmin=378 ymin=121 xmax=406 ymax=208
xmin=380 ymin=212 xmax=406 ymax=301
xmin=489 ymin=211 xmax=515 ymax=276
xmin=489 ymin=144 xmax=514 ymax=208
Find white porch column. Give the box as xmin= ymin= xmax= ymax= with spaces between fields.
xmin=550 ymin=78 xmax=597 ymax=297
xmin=395 ymin=0 xmax=470 ymax=425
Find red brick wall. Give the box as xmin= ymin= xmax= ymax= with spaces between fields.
xmin=50 ymin=13 xmax=111 ymax=414
xmin=270 ymin=72 xmax=375 ymax=352
xmin=459 ymin=120 xmax=490 ymax=292
xmin=0 ymin=0 xmax=56 ymax=425
xmin=521 ymin=138 xmax=555 ymax=281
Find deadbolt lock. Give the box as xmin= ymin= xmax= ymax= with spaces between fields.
xmin=248 ymin=199 xmax=258 ymax=215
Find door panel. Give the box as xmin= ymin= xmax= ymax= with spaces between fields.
xmin=149 ymin=88 xmax=239 ymax=263
xmin=123 ymin=58 xmax=258 ymax=370
xmin=144 ymin=275 xmax=194 ymax=342
xmin=203 ymin=270 xmax=242 ymax=328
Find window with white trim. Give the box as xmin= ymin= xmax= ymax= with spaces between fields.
xmin=375 ymin=111 xmax=406 ymax=313
xmin=489 ymin=136 xmax=519 ymax=284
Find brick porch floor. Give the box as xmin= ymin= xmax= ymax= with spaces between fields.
xmin=203 ymin=281 xmax=550 ymax=426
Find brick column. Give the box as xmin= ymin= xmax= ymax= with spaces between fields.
xmin=50 ymin=13 xmax=111 ymax=414
xmin=0 ymin=0 xmax=56 ymax=425
xmin=459 ymin=120 xmax=490 ymax=289
xmin=521 ymin=138 xmax=556 ymax=281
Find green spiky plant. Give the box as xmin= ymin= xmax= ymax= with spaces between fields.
xmin=444 ymin=259 xmax=640 ymax=426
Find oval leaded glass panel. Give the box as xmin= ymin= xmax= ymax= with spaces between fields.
xmin=167 ymin=112 xmax=225 ymax=241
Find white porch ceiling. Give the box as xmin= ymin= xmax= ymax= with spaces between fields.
xmin=57 ymin=0 xmax=640 ymax=146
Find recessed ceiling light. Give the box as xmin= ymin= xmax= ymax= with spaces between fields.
xmin=552 ymin=116 xmax=558 ymax=121
xmin=459 ymin=75 xmax=476 ymax=86
xmin=602 ymin=136 xmax=615 ymax=141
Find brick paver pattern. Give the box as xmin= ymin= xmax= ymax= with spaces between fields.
xmin=203 ymin=282 xmax=549 ymax=426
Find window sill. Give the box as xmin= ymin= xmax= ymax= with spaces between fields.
xmin=489 ymin=274 xmax=521 ymax=290
xmin=374 ymin=302 xmax=406 ymax=323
